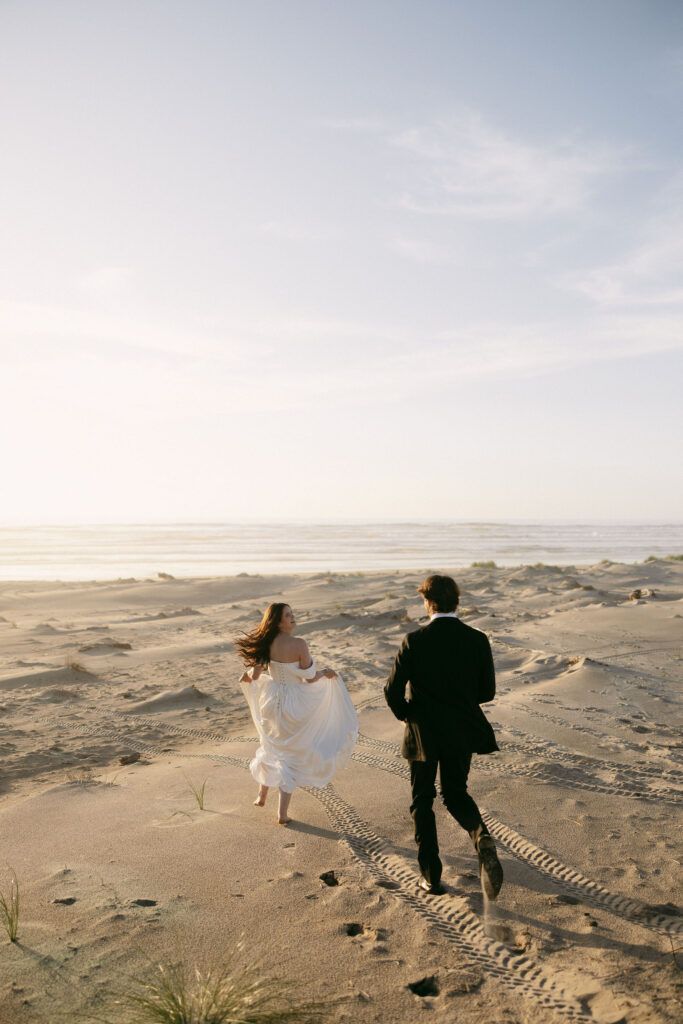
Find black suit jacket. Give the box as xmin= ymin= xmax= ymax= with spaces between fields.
xmin=384 ymin=616 xmax=499 ymax=760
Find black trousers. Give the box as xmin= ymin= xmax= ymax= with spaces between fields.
xmin=409 ymin=748 xmax=485 ymax=886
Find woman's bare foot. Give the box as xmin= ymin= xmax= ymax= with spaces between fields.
xmin=253 ymin=785 xmax=269 ymax=806
xmin=277 ymin=788 xmax=292 ymax=824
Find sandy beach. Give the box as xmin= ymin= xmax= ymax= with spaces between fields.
xmin=0 ymin=559 xmax=681 ymax=1024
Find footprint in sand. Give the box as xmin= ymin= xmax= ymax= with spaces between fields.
xmin=343 ymin=922 xmax=365 ymax=936
xmin=407 ymin=975 xmax=440 ymax=997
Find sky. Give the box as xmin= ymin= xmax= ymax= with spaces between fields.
xmin=2 ymin=0 xmax=682 ymax=523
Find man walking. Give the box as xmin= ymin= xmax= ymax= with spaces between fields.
xmin=384 ymin=574 xmax=503 ymax=898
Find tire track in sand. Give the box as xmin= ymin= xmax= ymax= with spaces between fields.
xmin=355 ymin=694 xmax=682 ymax=803
xmin=351 ymin=740 xmax=683 ymax=939
xmin=30 ymin=713 xmax=608 ymax=1022
xmin=49 ymin=707 xmax=681 ymax=936
xmin=40 ymin=713 xmax=683 ymax=941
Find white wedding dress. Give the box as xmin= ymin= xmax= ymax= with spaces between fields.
xmin=241 ymin=661 xmax=358 ymax=792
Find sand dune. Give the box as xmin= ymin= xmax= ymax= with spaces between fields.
xmin=0 ymin=559 xmax=681 ymax=1024
xmin=124 ymin=683 xmax=211 ymax=712
xmin=0 ymin=664 xmax=94 ymax=692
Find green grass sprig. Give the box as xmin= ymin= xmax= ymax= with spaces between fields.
xmin=184 ymin=775 xmax=207 ymax=810
xmin=0 ymin=868 xmax=19 ymax=942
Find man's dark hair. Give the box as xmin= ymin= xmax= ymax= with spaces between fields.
xmin=417 ymin=574 xmax=460 ymax=613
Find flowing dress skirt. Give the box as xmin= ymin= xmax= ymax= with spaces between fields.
xmin=241 ymin=666 xmax=358 ymax=792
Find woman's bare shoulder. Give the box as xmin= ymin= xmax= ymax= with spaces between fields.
xmin=287 ymin=636 xmax=312 ymax=668
xmin=270 ymin=635 xmax=308 ymax=659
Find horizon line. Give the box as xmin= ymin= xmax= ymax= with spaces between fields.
xmin=1 ymin=517 xmax=682 ymax=528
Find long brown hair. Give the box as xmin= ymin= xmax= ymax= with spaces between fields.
xmin=233 ymin=602 xmax=288 ymax=667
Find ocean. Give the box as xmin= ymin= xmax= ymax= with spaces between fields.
xmin=0 ymin=521 xmax=681 ymax=581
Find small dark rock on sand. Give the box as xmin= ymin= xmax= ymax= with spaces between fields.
xmin=119 ymin=752 xmax=141 ymax=765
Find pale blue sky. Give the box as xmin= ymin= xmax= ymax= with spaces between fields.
xmin=2 ymin=0 xmax=682 ymax=522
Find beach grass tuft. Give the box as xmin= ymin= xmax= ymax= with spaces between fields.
xmin=111 ymin=947 xmax=328 ymax=1024
xmin=65 ymin=655 xmax=89 ymax=672
xmin=184 ymin=775 xmax=207 ymax=810
xmin=470 ymin=560 xmax=497 ymax=569
xmin=0 ymin=868 xmax=19 ymax=942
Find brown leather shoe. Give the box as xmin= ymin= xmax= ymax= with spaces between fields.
xmin=476 ymin=835 xmax=503 ymax=900
xmin=419 ymin=878 xmax=446 ymax=895
xmin=470 ymin=825 xmax=503 ymax=900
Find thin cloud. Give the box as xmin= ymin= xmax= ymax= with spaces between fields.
xmin=430 ymin=315 xmax=683 ymax=380
xmin=4 ymin=297 xmax=681 ymax=422
xmin=559 ymin=174 xmax=683 ymax=306
xmin=0 ymin=299 xmax=251 ymax=366
xmin=390 ymin=112 xmax=623 ymax=220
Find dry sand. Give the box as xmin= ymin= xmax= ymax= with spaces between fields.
xmin=0 ymin=560 xmax=681 ymax=1024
